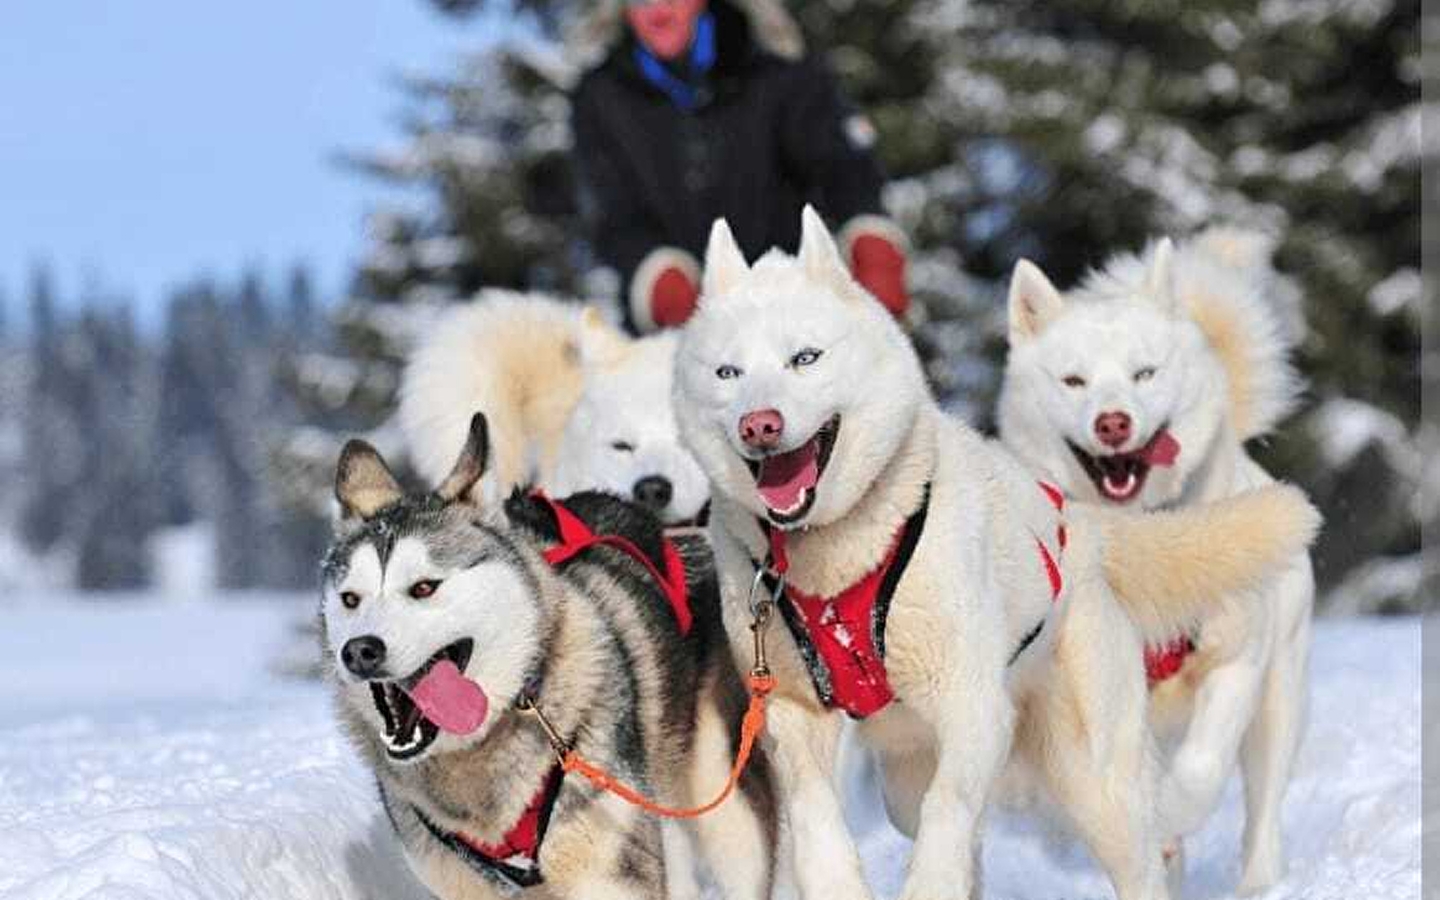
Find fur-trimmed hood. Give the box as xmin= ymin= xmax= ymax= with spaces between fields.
xmin=567 ymin=0 xmax=804 ymax=71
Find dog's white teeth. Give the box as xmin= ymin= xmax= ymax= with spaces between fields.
xmin=770 ymin=490 xmax=809 ymax=516
xmin=1105 ymin=473 xmax=1136 ymax=496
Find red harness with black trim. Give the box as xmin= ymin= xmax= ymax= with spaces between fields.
xmin=425 ymin=492 xmax=695 ymax=890
xmin=757 ymin=481 xmax=1071 ymax=719
xmin=415 ymin=767 xmax=564 ymax=889
xmin=758 ymin=487 xmax=930 ymax=719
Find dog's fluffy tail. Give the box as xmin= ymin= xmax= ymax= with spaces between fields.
xmin=1093 ymin=485 xmax=1320 ymax=641
xmin=1180 ymin=229 xmax=1306 ymax=440
xmin=398 ymin=292 xmax=582 ymax=496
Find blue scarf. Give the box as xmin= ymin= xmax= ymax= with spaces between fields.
xmin=633 ymin=12 xmax=716 ymax=112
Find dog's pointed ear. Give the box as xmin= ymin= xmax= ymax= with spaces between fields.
xmin=798 ymin=205 xmax=848 ymax=283
xmin=1008 ymin=259 xmax=1065 ymax=343
xmin=336 ymin=439 xmax=404 ymax=520
xmin=702 ymin=218 xmax=749 ymax=301
xmin=436 ymin=412 xmax=489 ymax=504
xmin=1144 ymin=237 xmax=1179 ymax=315
xmin=576 ymin=306 xmax=630 ymax=368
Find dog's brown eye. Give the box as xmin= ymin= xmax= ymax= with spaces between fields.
xmin=1134 ymin=366 xmax=1157 ymax=383
xmin=611 ymin=440 xmax=635 ymax=453
xmin=409 ymin=580 xmax=441 ymax=599
xmin=340 ymin=591 xmax=361 ymax=609
xmin=1062 ymin=374 xmax=1086 ymax=388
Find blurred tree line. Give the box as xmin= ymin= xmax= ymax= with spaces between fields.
xmin=285 ymin=0 xmax=1421 ymax=610
xmin=7 ymin=266 xmax=329 ymax=591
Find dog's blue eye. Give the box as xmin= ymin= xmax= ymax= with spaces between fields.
xmin=340 ymin=591 xmax=361 ymax=609
xmin=716 ymin=364 xmax=742 ymax=380
xmin=409 ymin=580 xmax=441 ymax=600
xmin=790 ymin=348 xmax=823 ymax=368
xmin=1133 ymin=366 xmax=1157 ymax=383
xmin=611 ymin=440 xmax=635 ymax=453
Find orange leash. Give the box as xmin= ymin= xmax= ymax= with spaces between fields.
xmin=520 ymin=570 xmax=784 ymax=821
xmin=559 ymin=671 xmax=774 ymax=820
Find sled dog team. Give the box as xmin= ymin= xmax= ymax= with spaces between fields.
xmin=321 ymin=207 xmax=1318 ymax=900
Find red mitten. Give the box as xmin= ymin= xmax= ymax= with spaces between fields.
xmin=841 ymin=217 xmax=910 ymax=319
xmin=631 ymin=247 xmax=702 ymax=332
xmin=650 ymin=266 xmax=699 ymax=328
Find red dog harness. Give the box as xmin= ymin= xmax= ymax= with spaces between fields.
xmin=1035 ymin=481 xmax=1067 ymax=600
xmin=1035 ymin=483 xmax=1197 ymax=685
xmin=416 ymin=767 xmax=563 ymax=889
xmin=759 ymin=482 xmax=1072 ymax=718
xmin=531 ymin=491 xmax=693 ymax=635
xmin=755 ymin=487 xmax=930 ymax=719
xmin=1145 ymin=635 xmax=1196 ymax=684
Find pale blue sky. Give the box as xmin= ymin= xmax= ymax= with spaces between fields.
xmin=0 ymin=1 xmax=512 ymax=322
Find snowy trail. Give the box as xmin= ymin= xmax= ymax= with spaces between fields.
xmin=0 ymin=599 xmax=1419 ymax=900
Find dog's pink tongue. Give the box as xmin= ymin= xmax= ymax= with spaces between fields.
xmin=756 ymin=442 xmax=819 ymax=511
xmin=1143 ymin=430 xmax=1181 ymax=467
xmin=406 ymin=660 xmax=488 ymax=735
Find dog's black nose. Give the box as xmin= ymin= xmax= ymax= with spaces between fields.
xmin=341 ymin=635 xmax=388 ymax=679
xmin=632 ymin=475 xmax=673 ymax=513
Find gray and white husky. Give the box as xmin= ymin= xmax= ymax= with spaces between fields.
xmin=320 ymin=414 xmax=776 ymax=900
xmin=998 ymin=231 xmax=1315 ymax=895
xmin=674 ymin=208 xmax=1319 ymax=900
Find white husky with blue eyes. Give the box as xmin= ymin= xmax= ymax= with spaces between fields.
xmin=400 ymin=292 xmax=709 ymax=526
xmin=997 ymin=232 xmax=1316 ymax=896
xmin=672 ymin=207 xmax=1319 ymax=900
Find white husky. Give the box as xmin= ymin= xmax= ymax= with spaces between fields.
xmin=399 ymin=292 xmax=709 ymax=525
xmin=997 ymin=231 xmax=1315 ymax=894
xmin=673 ymin=207 xmax=1319 ymax=900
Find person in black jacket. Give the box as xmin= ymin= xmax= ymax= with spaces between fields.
xmin=570 ymin=0 xmax=910 ymax=333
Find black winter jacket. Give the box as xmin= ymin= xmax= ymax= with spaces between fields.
xmin=570 ymin=0 xmax=886 ymax=330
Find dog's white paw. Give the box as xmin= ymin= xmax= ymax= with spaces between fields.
xmin=897 ymin=871 xmax=974 ymax=900
xmin=1160 ymin=747 xmax=1226 ymax=833
xmin=1237 ymin=854 xmax=1284 ymax=896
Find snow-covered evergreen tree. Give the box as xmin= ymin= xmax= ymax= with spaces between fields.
xmin=13 ymin=268 xmax=329 ymax=591
xmin=923 ymin=0 xmax=1422 ymax=602
xmin=291 ymin=0 xmax=1420 ymax=605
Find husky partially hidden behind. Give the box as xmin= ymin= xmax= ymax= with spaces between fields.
xmin=674 ymin=208 xmax=1319 ymax=900
xmin=320 ymin=414 xmax=776 ymax=900
xmin=399 ymin=292 xmax=709 ymax=525
xmin=998 ymin=231 xmax=1316 ymax=894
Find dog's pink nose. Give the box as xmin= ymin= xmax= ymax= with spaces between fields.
xmin=739 ymin=409 xmax=785 ymax=449
xmin=1094 ymin=411 xmax=1133 ymax=448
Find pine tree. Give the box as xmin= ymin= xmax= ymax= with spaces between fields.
xmin=926 ymin=0 xmax=1421 ymax=602
xmin=19 ymin=264 xmax=80 ymax=551
xmin=285 ymin=264 xmax=318 ymax=345
xmin=294 ymin=0 xmax=1419 ymax=604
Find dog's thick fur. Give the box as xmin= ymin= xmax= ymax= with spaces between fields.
xmin=320 ymin=416 xmax=775 ymax=899
xmin=398 ymin=291 xmax=709 ymax=524
xmin=674 ymin=208 xmax=1319 ymax=900
xmin=997 ymin=231 xmax=1316 ymax=894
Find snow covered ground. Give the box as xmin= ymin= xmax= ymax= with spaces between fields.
xmin=0 ymin=596 xmax=1420 ymax=900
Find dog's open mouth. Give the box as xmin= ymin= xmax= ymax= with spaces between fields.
xmin=1067 ymin=427 xmax=1180 ymax=503
xmin=368 ymin=638 xmax=484 ymax=760
xmin=745 ymin=416 xmax=840 ymax=524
